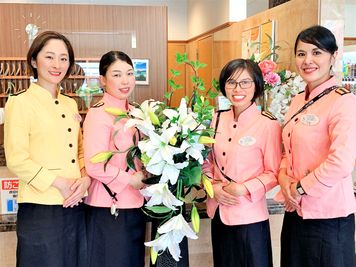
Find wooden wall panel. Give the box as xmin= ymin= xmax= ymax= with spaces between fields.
xmin=0 ymin=4 xmax=167 ymax=104
xmin=211 ymin=0 xmax=319 ymax=74
xmin=167 ymin=43 xmax=186 ymax=107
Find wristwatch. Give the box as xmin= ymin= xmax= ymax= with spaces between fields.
xmin=296 ymin=181 xmax=306 ymax=195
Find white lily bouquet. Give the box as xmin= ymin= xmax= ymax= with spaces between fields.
xmin=91 ymin=53 xmax=219 ymax=263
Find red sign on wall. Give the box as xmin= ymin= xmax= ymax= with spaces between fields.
xmin=1 ymin=179 xmax=19 ymax=190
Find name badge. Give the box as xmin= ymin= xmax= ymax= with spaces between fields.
xmin=301 ymin=114 xmax=319 ymax=126
xmin=238 ymin=136 xmax=256 ymax=146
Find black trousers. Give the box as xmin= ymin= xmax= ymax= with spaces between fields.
xmin=85 ymin=205 xmax=146 ymax=267
xmin=211 ymin=209 xmax=273 ymax=267
xmin=281 ymin=211 xmax=355 ymax=267
xmin=16 ymin=203 xmax=87 ymax=267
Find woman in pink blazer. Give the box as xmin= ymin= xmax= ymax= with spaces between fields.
xmin=83 ymin=51 xmax=146 ymax=267
xmin=278 ymin=25 xmax=356 ymax=267
xmin=204 ymin=59 xmax=282 ymax=267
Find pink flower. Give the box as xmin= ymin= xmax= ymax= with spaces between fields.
xmin=258 ymin=60 xmax=277 ymax=75
xmin=264 ymin=72 xmax=281 ymax=87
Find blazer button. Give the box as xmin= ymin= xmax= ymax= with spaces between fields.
xmin=69 ymin=143 xmax=73 ymax=148
xmin=294 ymin=118 xmax=298 ymax=122
xmin=68 ymin=128 xmax=72 ymax=132
xmin=55 ymin=100 xmax=59 ymax=105
xmin=228 ymin=138 xmax=232 ymax=142
xmin=288 ymin=133 xmax=290 ymax=137
xmin=233 ymin=124 xmax=237 ymax=128
xmin=221 ymin=166 xmax=225 ymax=171
xmin=222 ymin=152 xmax=226 ymax=156
xmin=62 ymin=114 xmax=65 ymax=118
xmin=71 ymin=159 xmax=75 ymax=163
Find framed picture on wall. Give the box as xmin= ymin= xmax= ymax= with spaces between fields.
xmin=241 ymin=26 xmax=260 ymax=59
xmin=260 ymin=20 xmax=275 ymax=61
xmin=133 ymin=59 xmax=149 ymax=85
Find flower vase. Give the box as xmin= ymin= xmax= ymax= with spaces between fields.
xmin=156 ymin=249 xmax=178 ymax=267
xmin=155 ymin=237 xmax=189 ymax=267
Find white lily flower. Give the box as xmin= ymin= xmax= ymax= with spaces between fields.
xmin=138 ymin=126 xmax=180 ymax=165
xmin=146 ymin=159 xmax=188 ymax=185
xmin=181 ymin=138 xmax=205 ymax=164
xmin=145 ymin=214 xmax=198 ymax=261
xmin=145 ymin=232 xmax=182 ymax=261
xmin=158 ymin=214 xmax=198 ymax=239
xmin=124 ymin=100 xmax=162 ymax=135
xmin=163 ymin=98 xmax=199 ymax=135
xmin=140 ymin=183 xmax=183 ymax=210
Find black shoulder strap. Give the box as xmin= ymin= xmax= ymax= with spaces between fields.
xmin=212 ymin=111 xmax=233 ymax=182
xmin=102 ymin=183 xmax=118 ymax=202
xmin=283 ymin=85 xmax=337 ymax=128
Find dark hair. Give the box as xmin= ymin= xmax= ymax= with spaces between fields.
xmin=99 ymin=51 xmax=133 ymax=76
xmin=27 ymin=31 xmax=75 ymax=79
xmin=219 ymin=59 xmax=264 ymax=102
xmin=294 ymin=25 xmax=338 ymax=55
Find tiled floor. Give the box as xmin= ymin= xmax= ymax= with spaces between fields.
xmin=0 ymin=214 xmax=284 ymax=267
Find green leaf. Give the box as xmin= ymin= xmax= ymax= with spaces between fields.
xmin=145 ymin=205 xmax=172 ymax=214
xmin=164 ymin=92 xmax=173 ymax=100
xmin=126 ymin=146 xmax=140 ymax=171
xmin=143 ymin=176 xmax=161 ymax=185
xmin=176 ymin=53 xmax=188 ymax=64
xmin=208 ymin=90 xmax=218 ymax=98
xmin=114 ymin=114 xmax=128 ymax=123
xmin=170 ymin=69 xmax=181 ymax=76
xmin=181 ymin=164 xmax=202 ymax=186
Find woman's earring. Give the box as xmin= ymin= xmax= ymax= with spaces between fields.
xmin=329 ymin=65 xmax=334 ymax=76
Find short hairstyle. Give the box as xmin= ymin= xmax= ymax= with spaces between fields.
xmin=99 ymin=51 xmax=133 ymax=76
xmin=219 ymin=58 xmax=264 ymax=102
xmin=294 ymin=25 xmax=338 ymax=55
xmin=27 ymin=31 xmax=75 ymax=79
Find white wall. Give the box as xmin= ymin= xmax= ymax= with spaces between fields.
xmin=345 ymin=3 xmax=356 ymax=37
xmin=246 ymin=0 xmax=268 ymax=17
xmin=187 ymin=0 xmax=230 ymax=39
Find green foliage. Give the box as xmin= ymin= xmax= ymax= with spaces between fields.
xmin=166 ymin=52 xmax=220 ymax=107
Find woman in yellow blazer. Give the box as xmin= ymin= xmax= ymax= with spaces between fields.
xmin=4 ymin=31 xmax=90 ymax=267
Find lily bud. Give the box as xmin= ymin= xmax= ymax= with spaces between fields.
xmin=191 ymin=205 xmax=200 ymax=233
xmin=148 ymin=111 xmax=160 ymax=126
xmin=105 ymin=107 xmax=127 ymax=116
xmin=150 ymin=247 xmax=158 ymax=265
xmin=202 ymin=174 xmax=214 ymax=198
xmin=141 ymin=153 xmax=151 ymax=166
xmin=198 ymin=136 xmax=215 ymax=144
xmin=169 ymin=136 xmax=177 ymax=146
xmin=90 ymin=151 xmax=113 ymax=163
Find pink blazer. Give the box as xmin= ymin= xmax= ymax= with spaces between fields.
xmin=83 ymin=93 xmax=144 ymax=208
xmin=280 ymin=77 xmax=356 ymax=219
xmin=204 ymin=103 xmax=282 ymax=225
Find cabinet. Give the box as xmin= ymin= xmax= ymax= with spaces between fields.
xmin=0 ymin=57 xmax=103 ymax=114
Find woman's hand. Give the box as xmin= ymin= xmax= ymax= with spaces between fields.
xmin=52 ymin=176 xmax=76 ymax=200
xmin=278 ymin=168 xmax=300 ymax=211
xmin=129 ymin=171 xmax=145 ymax=190
xmin=223 ymin=181 xmax=249 ymax=197
xmin=213 ymin=181 xmax=240 ymax=206
xmin=63 ymin=176 xmax=91 ymax=208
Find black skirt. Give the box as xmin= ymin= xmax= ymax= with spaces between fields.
xmin=211 ymin=209 xmax=273 ymax=267
xmin=16 ymin=203 xmax=87 ymax=267
xmin=85 ymin=205 xmax=146 ymax=267
xmin=281 ymin=211 xmax=355 ymax=267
